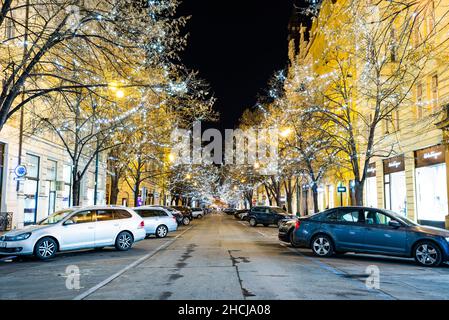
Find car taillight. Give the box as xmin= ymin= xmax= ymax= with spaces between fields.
xmin=172 ymin=217 xmax=177 ymax=222
xmin=295 ymin=220 xmax=301 ymax=230
xmin=138 ymin=221 xmax=145 ymax=229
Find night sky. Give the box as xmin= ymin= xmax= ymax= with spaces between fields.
xmin=177 ymin=0 xmax=307 ymax=131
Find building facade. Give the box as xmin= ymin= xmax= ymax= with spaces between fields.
xmin=255 ymin=0 xmax=449 ymax=229
xmin=0 ymin=121 xmax=107 ymax=230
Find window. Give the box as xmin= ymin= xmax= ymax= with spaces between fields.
xmin=390 ymin=28 xmax=397 ymax=62
xmin=114 ymin=210 xmax=132 ymax=219
xmin=67 ymin=211 xmax=95 ymax=224
xmin=416 ymin=82 xmax=423 ymax=119
xmin=364 ymin=210 xmax=392 ymax=226
xmin=47 ymin=160 xmax=57 ymax=181
xmin=96 ymin=210 xmax=114 ymax=222
xmin=5 ymin=19 xmax=14 ymax=39
xmin=135 ymin=210 xmax=156 ymax=218
xmin=326 ymin=209 xmax=361 ymax=223
xmin=26 ymin=154 xmax=40 ymax=179
xmin=431 ymin=74 xmax=438 ymax=111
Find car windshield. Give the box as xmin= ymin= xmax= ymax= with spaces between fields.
xmin=38 ymin=209 xmax=75 ymax=225
xmin=385 ymin=210 xmax=418 ymax=226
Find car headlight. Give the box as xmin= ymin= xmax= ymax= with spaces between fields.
xmin=5 ymin=232 xmax=32 ymax=241
xmin=445 ymin=237 xmax=449 ymax=243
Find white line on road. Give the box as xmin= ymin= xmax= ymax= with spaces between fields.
xmin=73 ymin=226 xmax=193 ymax=300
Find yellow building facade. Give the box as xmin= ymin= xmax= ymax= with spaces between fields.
xmin=284 ymin=0 xmax=449 ymax=228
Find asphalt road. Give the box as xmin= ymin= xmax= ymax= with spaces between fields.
xmin=1 ymin=212 xmax=449 ymax=300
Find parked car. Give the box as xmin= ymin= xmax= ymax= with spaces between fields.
xmin=224 ymin=208 xmax=236 ymax=215
xmin=290 ymin=206 xmax=449 ymax=267
xmin=234 ymin=209 xmax=249 ymax=220
xmin=278 ymin=216 xmax=300 ymax=247
xmin=0 ymin=206 xmax=146 ymax=260
xmin=246 ymin=206 xmax=294 ymax=227
xmin=133 ymin=206 xmax=177 ymax=238
xmin=171 ymin=206 xmax=193 ymax=225
xmin=146 ymin=205 xmax=186 ymax=226
xmin=191 ymin=208 xmax=204 ymax=219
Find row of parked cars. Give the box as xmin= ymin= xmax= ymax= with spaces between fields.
xmin=232 ymin=205 xmax=449 ymax=267
xmin=0 ymin=205 xmax=209 ymax=260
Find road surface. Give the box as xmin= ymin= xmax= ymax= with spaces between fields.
xmin=1 ymin=212 xmax=448 ymax=300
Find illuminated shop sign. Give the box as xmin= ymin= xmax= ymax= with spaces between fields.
xmin=383 ymin=155 xmax=405 ymax=174
xmin=415 ymin=145 xmax=445 ymax=168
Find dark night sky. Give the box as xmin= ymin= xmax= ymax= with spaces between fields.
xmin=177 ymin=0 xmax=307 ymax=131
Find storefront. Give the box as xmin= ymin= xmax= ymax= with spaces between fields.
xmin=0 ymin=143 xmax=5 ymax=212
xmin=383 ymin=155 xmax=407 ymax=216
xmin=23 ymin=153 xmax=40 ymax=225
xmin=415 ymin=145 xmax=448 ymax=228
xmin=365 ymin=163 xmax=377 ymax=208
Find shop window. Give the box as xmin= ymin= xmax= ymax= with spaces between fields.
xmin=416 ymin=164 xmax=448 ymax=225
xmin=0 ymin=143 xmax=4 ymax=211
xmin=24 ymin=154 xmax=40 ymax=225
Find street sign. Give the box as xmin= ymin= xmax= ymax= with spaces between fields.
xmin=14 ymin=165 xmax=27 ymax=178
xmin=337 ymin=186 xmax=347 ymax=193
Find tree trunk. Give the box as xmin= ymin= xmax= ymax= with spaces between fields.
xmin=354 ymin=180 xmax=364 ymax=206
xmin=133 ymin=180 xmax=141 ymax=207
xmin=109 ymin=172 xmax=120 ymax=205
xmin=72 ymin=171 xmax=81 ymax=206
xmin=311 ymin=183 xmax=319 ymax=213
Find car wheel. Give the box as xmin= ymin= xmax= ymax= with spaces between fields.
xmin=182 ymin=217 xmax=190 ymax=226
xmin=115 ymin=231 xmax=134 ymax=251
xmin=34 ymin=237 xmax=58 ymax=260
xmin=289 ymin=231 xmax=300 ymax=248
xmin=197 ymin=214 xmax=203 ymax=219
xmin=155 ymin=225 xmax=168 ymax=238
xmin=249 ymin=218 xmax=257 ymax=227
xmin=311 ymin=235 xmax=334 ymax=257
xmin=414 ymin=241 xmax=442 ymax=267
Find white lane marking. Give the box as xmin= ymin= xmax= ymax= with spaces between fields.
xmin=73 ymin=226 xmax=193 ymax=300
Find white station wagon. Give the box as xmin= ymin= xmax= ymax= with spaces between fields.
xmin=0 ymin=206 xmax=146 ymax=260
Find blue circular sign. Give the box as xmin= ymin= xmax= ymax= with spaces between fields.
xmin=14 ymin=165 xmax=27 ymax=178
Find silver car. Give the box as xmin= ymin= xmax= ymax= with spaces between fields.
xmin=133 ymin=206 xmax=178 ymax=238
xmin=0 ymin=206 xmax=146 ymax=260
xmin=191 ymin=208 xmax=204 ymax=219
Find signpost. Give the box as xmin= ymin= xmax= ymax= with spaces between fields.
xmin=14 ymin=165 xmax=27 ymax=181
xmin=337 ymin=186 xmax=347 ymax=206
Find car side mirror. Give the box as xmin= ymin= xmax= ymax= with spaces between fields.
xmin=389 ymin=220 xmax=401 ymax=228
xmin=63 ymin=219 xmax=75 ymax=226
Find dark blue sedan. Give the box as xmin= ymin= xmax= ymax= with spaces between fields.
xmin=289 ymin=206 xmax=449 ymax=267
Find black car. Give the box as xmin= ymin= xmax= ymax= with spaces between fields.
xmin=234 ymin=209 xmax=249 ymax=220
xmin=224 ymin=208 xmax=236 ymax=215
xmin=278 ymin=217 xmax=301 ymax=247
xmin=246 ymin=206 xmax=294 ymax=227
xmin=171 ymin=206 xmax=193 ymax=225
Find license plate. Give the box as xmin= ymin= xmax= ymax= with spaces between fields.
xmin=0 ymin=242 xmax=6 ymax=248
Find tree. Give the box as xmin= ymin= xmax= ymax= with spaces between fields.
xmin=0 ymin=0 xmax=187 ymax=131
xmin=291 ymin=0 xmax=449 ymax=205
